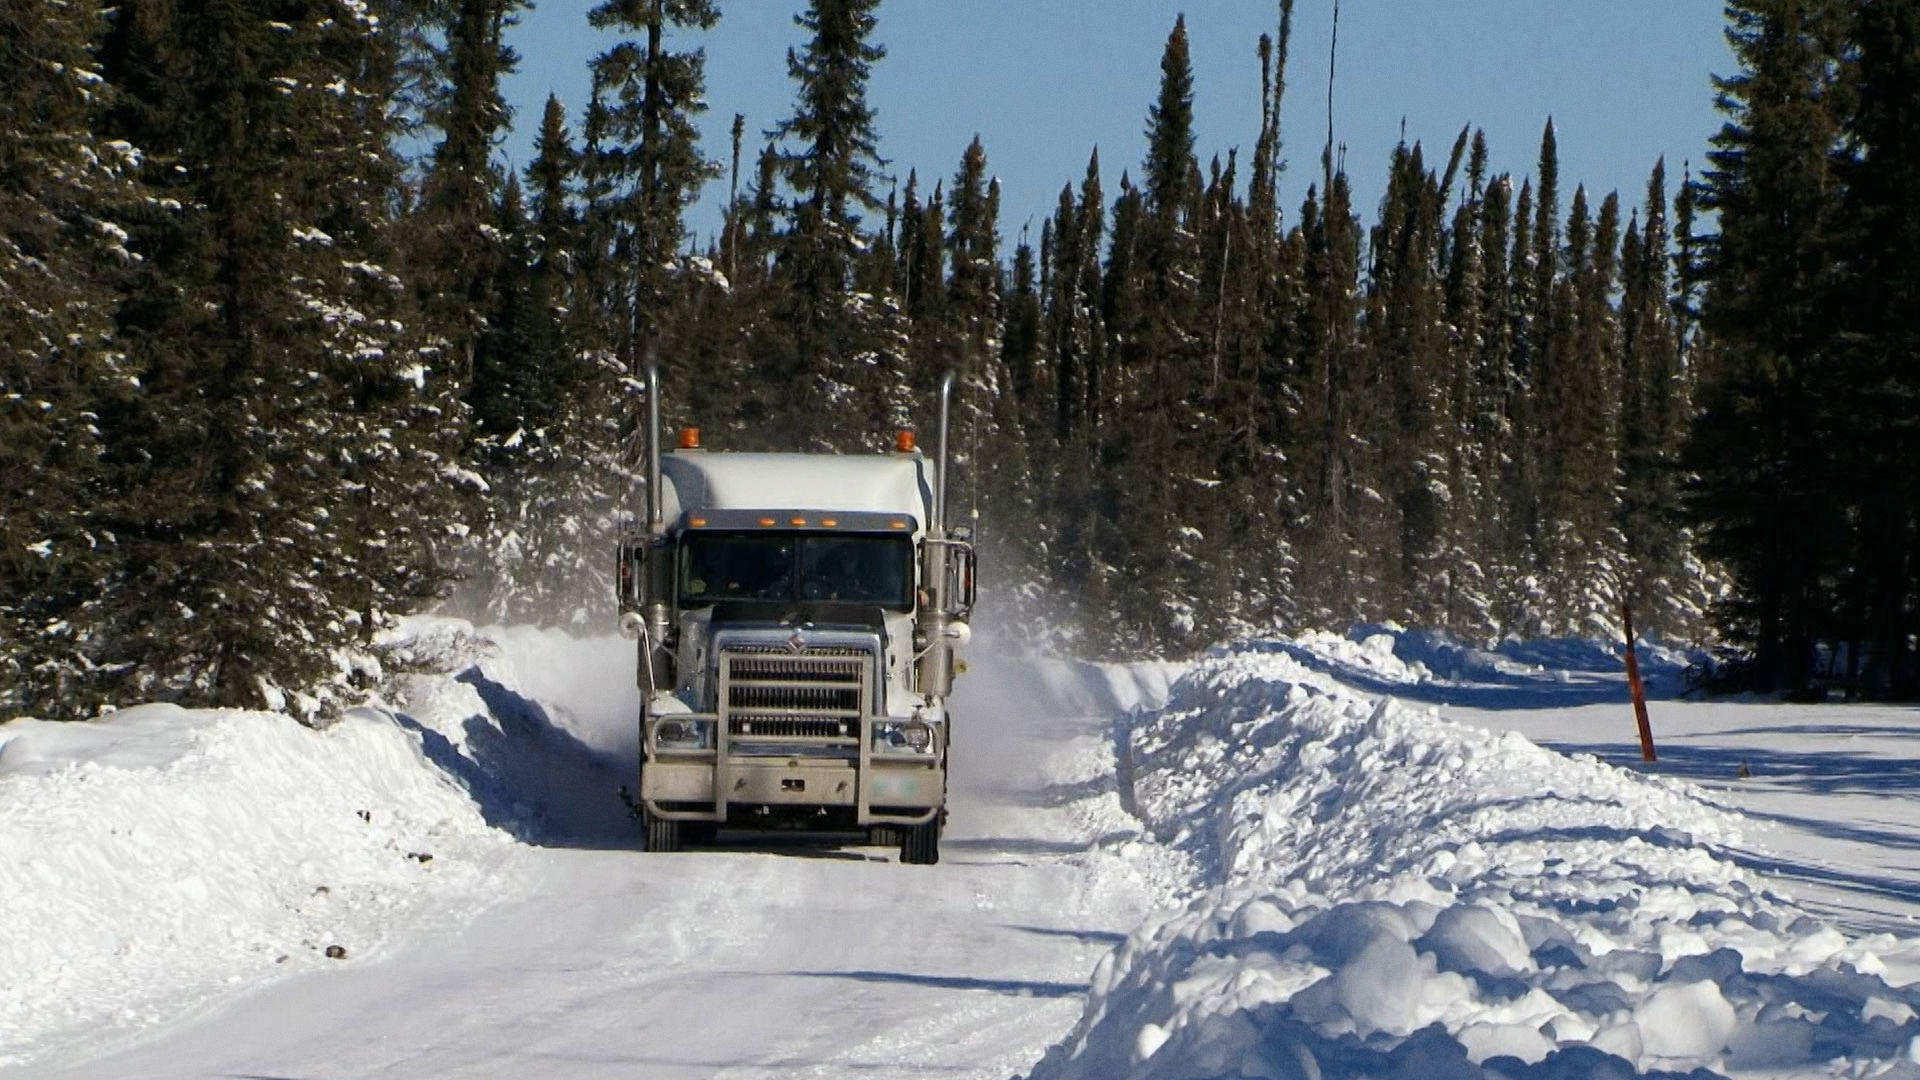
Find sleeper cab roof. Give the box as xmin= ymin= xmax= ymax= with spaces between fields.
xmin=659 ymin=451 xmax=932 ymax=536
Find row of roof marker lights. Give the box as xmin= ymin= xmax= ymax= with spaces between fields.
xmin=675 ymin=427 xmax=922 ymax=454
xmin=676 ymin=426 xmax=918 ymax=531
xmin=685 ymin=515 xmax=913 ymax=530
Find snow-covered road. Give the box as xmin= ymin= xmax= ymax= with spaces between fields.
xmin=10 ymin=622 xmax=1920 ymax=1079
xmin=7 ymin=632 xmax=1182 ymax=1080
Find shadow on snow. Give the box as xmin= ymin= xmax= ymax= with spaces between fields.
xmin=381 ymin=665 xmax=637 ymax=851
xmin=791 ymin=968 xmax=1087 ymax=1000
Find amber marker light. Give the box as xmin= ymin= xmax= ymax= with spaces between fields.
xmin=790 ymin=516 xmax=808 ymax=526
xmin=895 ymin=429 xmax=916 ymax=452
xmin=689 ymin=516 xmax=708 ymax=527
xmin=890 ymin=519 xmax=907 ymax=529
xmin=758 ymin=516 xmax=776 ymax=527
xmin=678 ymin=426 xmax=701 ymax=449
xmin=821 ymin=518 xmax=839 ymax=527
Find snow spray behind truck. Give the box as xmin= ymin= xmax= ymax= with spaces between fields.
xmin=616 ymin=370 xmax=974 ymax=864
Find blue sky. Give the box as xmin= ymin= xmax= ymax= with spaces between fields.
xmin=501 ymin=2 xmax=1732 ymax=252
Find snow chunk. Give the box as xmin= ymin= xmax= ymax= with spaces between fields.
xmin=1419 ymin=902 xmax=1534 ymax=977
xmin=1635 ymin=979 xmax=1737 ymax=1060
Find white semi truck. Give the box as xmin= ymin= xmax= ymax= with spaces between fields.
xmin=616 ymin=370 xmax=974 ymax=864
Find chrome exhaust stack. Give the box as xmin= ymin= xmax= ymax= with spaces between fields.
xmin=934 ymin=370 xmax=952 ymax=546
xmin=641 ymin=362 xmax=673 ymax=692
xmin=916 ymin=372 xmax=959 ymax=699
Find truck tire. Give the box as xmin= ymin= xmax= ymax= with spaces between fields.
xmin=899 ymin=818 xmax=940 ymax=865
xmin=643 ymin=807 xmax=681 ymax=853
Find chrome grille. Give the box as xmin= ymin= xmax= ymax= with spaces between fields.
xmin=719 ymin=643 xmax=872 ymax=751
xmin=729 ymin=679 xmax=861 ymax=713
xmin=726 ymin=648 xmax=867 ymax=679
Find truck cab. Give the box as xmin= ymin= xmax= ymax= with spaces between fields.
xmin=617 ymin=375 xmax=973 ymax=864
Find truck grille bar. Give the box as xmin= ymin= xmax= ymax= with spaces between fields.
xmin=729 ymin=682 xmax=861 ymax=712
xmin=719 ymin=644 xmax=872 ymax=751
xmin=728 ymin=716 xmax=852 ymax=739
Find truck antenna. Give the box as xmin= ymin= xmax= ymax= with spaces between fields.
xmin=968 ymin=376 xmax=981 ymax=536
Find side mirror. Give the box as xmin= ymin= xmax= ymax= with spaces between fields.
xmin=949 ymin=541 xmax=976 ymax=618
xmin=616 ymin=532 xmax=647 ymax=614
xmin=617 ymin=534 xmax=678 ymax=649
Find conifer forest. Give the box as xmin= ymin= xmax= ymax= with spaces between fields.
xmin=4 ymin=0 xmax=1918 ymax=719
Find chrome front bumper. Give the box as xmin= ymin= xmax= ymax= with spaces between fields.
xmin=642 ymin=747 xmax=943 ymax=826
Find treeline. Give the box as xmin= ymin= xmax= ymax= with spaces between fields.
xmin=1689 ymin=0 xmax=1920 ymax=697
xmin=2 ymin=0 xmax=1911 ymax=718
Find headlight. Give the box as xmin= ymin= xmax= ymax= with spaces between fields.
xmin=654 ymin=718 xmax=714 ymax=750
xmin=873 ymin=719 xmax=935 ymax=755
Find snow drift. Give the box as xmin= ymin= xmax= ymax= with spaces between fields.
xmin=1029 ymin=643 xmax=1920 ymax=1080
xmin=0 ymin=617 xmax=632 ymax=1068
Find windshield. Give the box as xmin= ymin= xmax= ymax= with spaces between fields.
xmin=680 ymin=533 xmax=914 ymax=611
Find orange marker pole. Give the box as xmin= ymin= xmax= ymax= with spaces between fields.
xmin=1623 ymin=600 xmax=1657 ymax=762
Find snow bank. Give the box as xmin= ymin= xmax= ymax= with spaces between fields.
xmin=0 ymin=617 xmax=617 ymax=1068
xmin=1030 ymin=646 xmax=1920 ymax=1080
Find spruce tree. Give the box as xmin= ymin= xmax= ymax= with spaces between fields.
xmin=1037 ymin=152 xmax=1108 ymax=639
xmin=1688 ymin=0 xmax=1849 ymax=690
xmin=1365 ymin=140 xmax=1450 ymax=622
xmin=584 ymin=0 xmax=720 ymax=365
xmin=896 ymin=171 xmax=939 ymax=324
xmin=1498 ymin=176 xmax=1542 ymax=630
xmin=1831 ymin=0 xmax=1920 ymax=693
xmin=1004 ymin=235 xmax=1044 ymax=422
xmin=1466 ymin=171 xmax=1517 ymax=631
xmin=1619 ymin=160 xmax=1701 ymax=637
xmin=0 ymin=0 xmax=142 ymax=717
xmin=1247 ymin=2 xmax=1294 ymax=246
xmin=769 ymin=0 xmax=888 ymax=434
xmin=468 ymin=162 xmax=590 ymax=623
xmin=1511 ymin=124 xmax=1565 ymax=626
xmin=1049 ymin=151 xmax=1104 ymax=440
xmin=1143 ymin=16 xmax=1197 ymax=223
xmin=415 ymin=0 xmax=527 ymax=388
xmin=1544 ymin=186 xmax=1625 ymax=633
xmin=1106 ymin=15 xmax=1214 ymax=649
xmin=1439 ymin=133 xmax=1496 ymax=632
xmin=947 ymin=136 xmax=1000 ymax=350
xmin=1286 ymin=172 xmax=1364 ymax=627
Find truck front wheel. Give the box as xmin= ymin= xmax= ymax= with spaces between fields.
xmin=643 ymin=807 xmax=681 ymax=853
xmin=899 ymin=818 xmax=940 ymax=865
